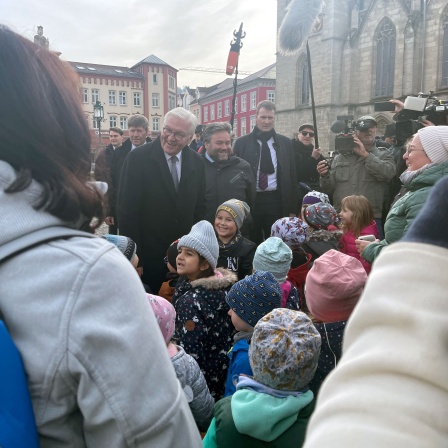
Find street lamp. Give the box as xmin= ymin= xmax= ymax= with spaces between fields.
xmin=93 ymin=100 xmax=105 ymax=145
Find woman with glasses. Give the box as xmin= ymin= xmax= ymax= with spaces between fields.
xmin=356 ymin=126 xmax=448 ymax=263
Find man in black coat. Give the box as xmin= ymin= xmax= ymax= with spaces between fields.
xmin=233 ymin=101 xmax=298 ymax=244
xmin=117 ymin=108 xmax=206 ymax=292
xmin=202 ymin=122 xmax=255 ymax=224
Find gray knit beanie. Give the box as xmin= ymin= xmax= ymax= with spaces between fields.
xmin=253 ymin=237 xmax=292 ymax=282
xmin=418 ymin=126 xmax=448 ymax=164
xmin=216 ymin=199 xmax=250 ymax=230
xmin=178 ymin=220 xmax=219 ymax=270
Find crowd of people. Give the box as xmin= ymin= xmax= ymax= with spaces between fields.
xmin=1 ymin=24 xmax=448 ymax=447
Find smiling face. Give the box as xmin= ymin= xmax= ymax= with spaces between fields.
xmin=161 ymin=115 xmax=192 ymax=156
xmin=205 ymin=130 xmax=232 ymax=162
xmin=298 ymin=127 xmax=314 ymax=145
xmin=403 ymin=134 xmax=432 ymax=171
xmin=214 ymin=210 xmax=238 ymax=243
xmin=176 ymin=247 xmax=209 ymax=281
xmin=256 ymin=107 xmax=275 ymax=132
xmin=339 ymin=207 xmax=353 ymax=227
xmin=109 ymin=130 xmax=123 ymax=148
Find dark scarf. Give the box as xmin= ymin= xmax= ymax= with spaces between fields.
xmin=253 ymin=126 xmax=275 ymax=174
xmin=218 ymin=231 xmax=243 ymax=256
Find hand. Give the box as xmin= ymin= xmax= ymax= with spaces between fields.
xmin=105 ymin=216 xmax=115 ymax=226
xmin=317 ymin=159 xmax=329 ymax=176
xmin=352 ymin=137 xmax=369 ymax=158
xmin=421 ymin=119 xmax=435 ymax=127
xmin=390 ymin=99 xmax=404 ymax=113
xmin=355 ymin=238 xmax=379 ymax=255
xmin=136 ymin=266 xmax=143 ymax=277
xmin=311 ymin=147 xmax=322 ymax=160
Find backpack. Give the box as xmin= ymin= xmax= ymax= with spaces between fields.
xmin=0 ymin=227 xmax=94 ymax=447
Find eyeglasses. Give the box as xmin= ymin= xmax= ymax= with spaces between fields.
xmin=163 ymin=127 xmax=187 ymax=141
xmin=406 ymin=147 xmax=426 ymax=156
xmin=301 ymin=131 xmax=315 ymax=137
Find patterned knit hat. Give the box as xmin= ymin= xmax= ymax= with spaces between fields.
xmin=249 ymin=308 xmax=321 ymax=391
xmin=306 ymin=250 xmax=367 ymax=322
xmin=253 ymin=237 xmax=293 ymax=282
xmin=302 ymin=191 xmax=330 ymax=206
xmin=304 ymin=202 xmax=338 ymax=230
xmin=226 ymin=271 xmax=282 ymax=327
xmin=216 ymin=199 xmax=250 ymax=230
xmin=418 ymin=126 xmax=448 ymax=164
xmin=102 ymin=234 xmax=137 ymax=263
xmin=147 ymin=294 xmax=176 ymax=344
xmin=270 ymin=217 xmax=308 ymax=251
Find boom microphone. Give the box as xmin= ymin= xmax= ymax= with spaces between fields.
xmin=330 ymin=120 xmax=346 ymax=134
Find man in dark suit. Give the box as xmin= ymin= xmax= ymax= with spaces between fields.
xmin=117 ymin=108 xmax=206 ymax=292
xmin=234 ymin=101 xmax=298 ymax=244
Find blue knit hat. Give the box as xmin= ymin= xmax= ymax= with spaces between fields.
xmin=178 ymin=220 xmax=219 ymax=270
xmin=102 ymin=234 xmax=137 ymax=263
xmin=226 ymin=271 xmax=282 ymax=327
xmin=253 ymin=237 xmax=292 ymax=282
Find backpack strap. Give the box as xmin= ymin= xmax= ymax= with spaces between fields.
xmin=0 ymin=226 xmax=95 ymax=263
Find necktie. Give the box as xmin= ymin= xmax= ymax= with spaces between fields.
xmin=259 ymin=171 xmax=268 ymax=190
xmin=170 ymin=156 xmax=179 ymax=191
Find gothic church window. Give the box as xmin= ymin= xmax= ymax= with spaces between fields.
xmin=297 ymin=56 xmax=310 ymax=106
xmin=375 ymin=19 xmax=396 ymax=97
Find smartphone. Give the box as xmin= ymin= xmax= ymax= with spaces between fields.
xmin=374 ymin=101 xmax=396 ymax=112
xmin=358 ymin=235 xmax=376 ymax=242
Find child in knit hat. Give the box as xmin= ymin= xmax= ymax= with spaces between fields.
xmin=301 ymin=190 xmax=330 ymax=221
xmin=203 ymin=308 xmax=321 ymax=448
xmin=147 ymin=294 xmax=214 ymax=432
xmin=102 ymin=234 xmax=138 ymax=269
xmin=253 ymin=237 xmax=301 ymax=311
xmin=215 ymin=199 xmax=256 ymax=280
xmin=158 ymin=240 xmax=180 ymax=302
xmin=305 ymin=249 xmax=367 ymax=395
xmin=271 ymin=217 xmax=311 ymax=309
xmin=224 ymin=271 xmax=282 ymax=397
xmin=173 ymin=220 xmax=237 ymax=400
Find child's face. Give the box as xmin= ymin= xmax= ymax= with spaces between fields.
xmin=214 ymin=210 xmax=237 ymax=242
xmin=339 ymin=207 xmax=353 ymax=226
xmin=301 ymin=204 xmax=308 ymax=220
xmin=228 ymin=309 xmax=254 ymax=332
xmin=176 ymin=247 xmax=209 ymax=281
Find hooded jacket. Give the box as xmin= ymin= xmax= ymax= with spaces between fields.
xmin=0 ymin=161 xmax=201 ymax=447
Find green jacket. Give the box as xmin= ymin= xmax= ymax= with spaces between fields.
xmin=363 ymin=160 xmax=448 ymax=263
xmin=321 ymin=146 xmax=396 ymax=218
xmin=203 ymin=389 xmax=314 ymax=448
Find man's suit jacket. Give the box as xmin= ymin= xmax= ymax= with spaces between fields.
xmin=117 ymin=136 xmax=206 ymax=291
xmin=233 ymin=131 xmax=298 ymax=216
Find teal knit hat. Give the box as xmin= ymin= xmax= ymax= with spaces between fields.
xmin=253 ymin=237 xmax=292 ymax=282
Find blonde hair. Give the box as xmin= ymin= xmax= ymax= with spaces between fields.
xmin=340 ymin=195 xmax=374 ymax=237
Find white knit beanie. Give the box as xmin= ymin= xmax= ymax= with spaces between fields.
xmin=178 ymin=220 xmax=219 ymax=270
xmin=418 ymin=126 xmax=448 ymax=164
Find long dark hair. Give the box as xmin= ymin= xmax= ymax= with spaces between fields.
xmin=0 ymin=25 xmax=103 ymax=226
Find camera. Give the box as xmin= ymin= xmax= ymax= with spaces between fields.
xmin=396 ymin=92 xmax=448 ymax=141
xmin=330 ymin=115 xmax=355 ymax=154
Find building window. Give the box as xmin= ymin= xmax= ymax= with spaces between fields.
xmin=82 ymin=88 xmax=88 ymax=103
xmin=119 ymin=91 xmax=127 ymax=106
xmin=442 ymin=12 xmax=448 ymax=88
xmin=375 ymin=19 xmax=396 ymax=97
xmin=217 ymin=102 xmax=222 ymax=118
xmin=250 ymin=115 xmax=256 ymax=131
xmin=235 ymin=97 xmax=238 ymax=113
xmin=152 ymin=117 xmax=160 ymax=132
xmin=152 ymin=93 xmax=159 ymax=108
xmin=233 ymin=120 xmax=238 ymax=137
xmin=225 ymin=100 xmax=230 ymax=116
xmin=241 ymin=117 xmax=246 ymax=136
xmin=210 ymin=105 xmax=215 ymax=120
xmin=110 ymin=116 xmax=117 ymax=127
xmin=92 ymin=116 xmax=99 ymax=129
xmin=91 ymin=89 xmax=99 ymax=104
xmin=134 ymin=92 xmax=141 ymax=107
xmin=153 ymin=73 xmax=158 ymax=85
xmin=109 ymin=90 xmax=116 ymax=106
xmin=241 ymin=94 xmax=247 ymax=112
xmin=169 ymin=75 xmax=175 ymax=90
xmin=169 ymin=94 xmax=176 ymax=110
xmin=267 ymin=90 xmax=275 ymax=103
xmin=120 ymin=116 xmax=127 ymax=130
xmin=204 ymin=107 xmax=208 ymax=122
xmin=250 ymin=92 xmax=256 ymax=110
xmin=297 ymin=57 xmax=310 ymax=105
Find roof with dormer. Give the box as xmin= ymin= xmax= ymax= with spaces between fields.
xmin=69 ymin=62 xmax=143 ymax=79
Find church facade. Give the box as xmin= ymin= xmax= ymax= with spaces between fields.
xmin=275 ymin=0 xmax=448 ymax=151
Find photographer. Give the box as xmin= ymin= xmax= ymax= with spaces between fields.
xmin=317 ymin=116 xmax=396 ymax=236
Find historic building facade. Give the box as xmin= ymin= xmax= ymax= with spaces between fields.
xmin=275 ymin=0 xmax=448 ymax=151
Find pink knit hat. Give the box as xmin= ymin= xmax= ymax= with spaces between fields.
xmin=305 ymin=250 xmax=367 ymax=322
xmin=147 ymin=294 xmax=176 ymax=344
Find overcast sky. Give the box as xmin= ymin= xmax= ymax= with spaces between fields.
xmin=2 ymin=0 xmax=278 ymax=89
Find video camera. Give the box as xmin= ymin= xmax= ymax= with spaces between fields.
xmin=395 ymin=92 xmax=448 ymax=141
xmin=330 ymin=115 xmax=355 ymax=154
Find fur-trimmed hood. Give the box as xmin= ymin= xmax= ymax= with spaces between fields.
xmin=189 ymin=268 xmax=237 ymax=290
